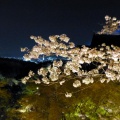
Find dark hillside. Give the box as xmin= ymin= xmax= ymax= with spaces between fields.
xmin=0 ymin=58 xmax=52 ymax=79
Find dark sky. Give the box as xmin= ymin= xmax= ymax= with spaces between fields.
xmin=0 ymin=0 xmax=120 ymax=57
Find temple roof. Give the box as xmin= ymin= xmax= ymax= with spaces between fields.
xmin=90 ymin=33 xmax=120 ymax=47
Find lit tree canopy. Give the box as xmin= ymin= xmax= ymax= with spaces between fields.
xmin=98 ymin=15 xmax=120 ymax=35
xmin=21 ymin=33 xmax=120 ymax=97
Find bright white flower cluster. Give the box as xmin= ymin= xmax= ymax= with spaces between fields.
xmin=65 ymin=92 xmax=72 ymax=97
xmin=21 ymin=70 xmax=42 ymax=85
xmin=22 ymin=70 xmax=35 ymax=84
xmin=21 ymin=32 xmax=120 ymax=97
xmin=98 ymin=15 xmax=120 ymax=35
xmin=21 ymin=34 xmax=73 ymax=61
xmin=73 ymin=80 xmax=81 ymax=88
xmin=38 ymin=68 xmax=48 ymax=76
xmin=82 ymin=77 xmax=94 ymax=85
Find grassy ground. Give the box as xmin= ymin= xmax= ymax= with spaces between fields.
xmin=1 ymin=75 xmax=120 ymax=120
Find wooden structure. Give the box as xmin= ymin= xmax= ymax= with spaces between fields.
xmin=90 ymin=34 xmax=120 ymax=47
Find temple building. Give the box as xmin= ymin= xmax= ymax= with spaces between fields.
xmin=91 ymin=15 xmax=120 ymax=47
xmin=90 ymin=33 xmax=120 ymax=47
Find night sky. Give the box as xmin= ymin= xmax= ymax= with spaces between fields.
xmin=0 ymin=0 xmax=120 ymax=57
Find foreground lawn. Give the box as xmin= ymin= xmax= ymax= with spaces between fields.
xmin=1 ymin=75 xmax=120 ymax=120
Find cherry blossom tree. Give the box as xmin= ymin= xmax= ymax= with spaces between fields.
xmin=21 ymin=17 xmax=120 ymax=97
xmin=98 ymin=15 xmax=120 ymax=34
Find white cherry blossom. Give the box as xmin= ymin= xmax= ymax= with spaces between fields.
xmin=42 ymin=77 xmax=50 ymax=84
xmin=65 ymin=92 xmax=72 ymax=97
xmin=82 ymin=77 xmax=94 ymax=85
xmin=35 ymin=79 xmax=41 ymax=84
xmin=73 ymin=80 xmax=81 ymax=88
xmin=21 ymin=33 xmax=120 ymax=91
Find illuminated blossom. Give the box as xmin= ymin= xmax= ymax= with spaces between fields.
xmin=21 ymin=47 xmax=29 ymax=52
xmin=38 ymin=68 xmax=48 ymax=76
xmin=64 ymin=68 xmax=71 ymax=75
xmin=59 ymin=80 xmax=65 ymax=85
xmin=21 ymin=78 xmax=27 ymax=84
xmin=105 ymin=15 xmax=110 ymax=21
xmin=49 ymin=73 xmax=59 ymax=81
xmin=21 ymin=32 xmax=120 ymax=93
xmin=28 ymin=70 xmax=35 ymax=78
xmin=69 ymin=42 xmax=75 ymax=48
xmin=59 ymin=34 xmax=70 ymax=43
xmin=82 ymin=77 xmax=94 ymax=85
xmin=98 ymin=15 xmax=120 ymax=34
xmin=105 ymin=69 xmax=116 ymax=79
xmin=73 ymin=80 xmax=81 ymax=88
xmin=21 ymin=76 xmax=30 ymax=84
xmin=100 ymin=78 xmax=106 ymax=83
xmin=42 ymin=77 xmax=50 ymax=84
xmin=65 ymin=92 xmax=72 ymax=97
xmin=49 ymin=35 xmax=59 ymax=42
xmin=35 ymin=79 xmax=41 ymax=84
xmin=112 ymin=17 xmax=117 ymax=21
xmin=53 ymin=60 xmax=63 ymax=67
